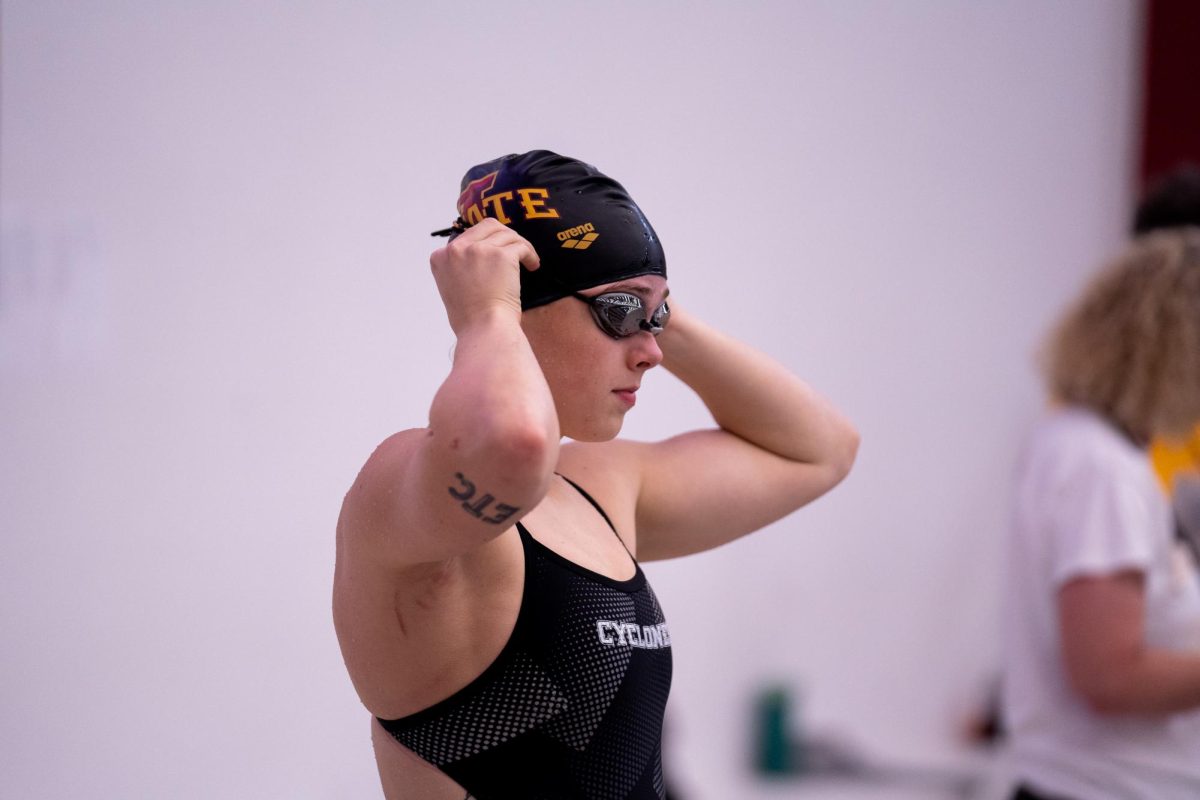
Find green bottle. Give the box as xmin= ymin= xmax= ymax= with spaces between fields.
xmin=754 ymin=685 xmax=794 ymax=775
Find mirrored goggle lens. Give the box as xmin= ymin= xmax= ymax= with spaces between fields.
xmin=590 ymin=293 xmax=670 ymax=338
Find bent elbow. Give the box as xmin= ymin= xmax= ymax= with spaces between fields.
xmin=484 ymin=422 xmax=559 ymax=488
xmin=497 ymin=423 xmax=557 ymax=470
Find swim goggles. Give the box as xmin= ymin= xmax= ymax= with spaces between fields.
xmin=573 ymin=291 xmax=670 ymax=339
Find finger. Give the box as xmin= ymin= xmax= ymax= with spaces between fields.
xmin=516 ymin=239 xmax=540 ymax=271
xmin=446 ymin=219 xmax=539 ymax=272
xmin=468 ymin=225 xmax=540 ymax=270
xmin=495 ymin=238 xmax=539 ymax=271
xmin=448 ymin=217 xmax=504 ymax=246
xmin=471 ymin=221 xmax=526 ymax=247
xmin=449 ymin=222 xmax=523 ymax=259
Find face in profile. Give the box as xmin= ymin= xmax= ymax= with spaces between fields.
xmin=521 ymin=275 xmax=669 ymax=442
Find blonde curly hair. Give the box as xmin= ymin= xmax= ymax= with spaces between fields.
xmin=1043 ymin=227 xmax=1200 ymax=443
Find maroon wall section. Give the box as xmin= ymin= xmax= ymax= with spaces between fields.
xmin=1140 ymin=0 xmax=1200 ymax=189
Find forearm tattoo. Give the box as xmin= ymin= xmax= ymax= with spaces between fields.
xmin=448 ymin=472 xmax=520 ymax=524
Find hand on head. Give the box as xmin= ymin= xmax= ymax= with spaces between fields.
xmin=430 ymin=218 xmax=540 ymax=335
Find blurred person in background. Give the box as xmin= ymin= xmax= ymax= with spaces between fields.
xmin=332 ymin=150 xmax=859 ymax=800
xmin=1139 ymin=165 xmax=1200 ymax=560
xmin=1001 ymin=228 xmax=1200 ymax=799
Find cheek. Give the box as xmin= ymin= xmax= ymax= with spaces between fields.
xmin=525 ymin=312 xmax=622 ymax=402
xmin=548 ymin=348 xmax=621 ymax=418
xmin=554 ymin=359 xmax=609 ymax=405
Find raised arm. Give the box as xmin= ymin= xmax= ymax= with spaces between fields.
xmin=605 ymin=304 xmax=859 ymax=560
xmin=341 ymin=219 xmax=560 ymax=566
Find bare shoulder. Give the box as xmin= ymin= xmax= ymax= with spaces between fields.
xmin=351 ymin=428 xmax=428 ymax=502
xmin=339 ymin=428 xmax=426 ymax=539
xmin=555 ymin=439 xmax=648 ymax=534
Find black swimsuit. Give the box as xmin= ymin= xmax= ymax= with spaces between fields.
xmin=377 ymin=476 xmax=673 ymax=800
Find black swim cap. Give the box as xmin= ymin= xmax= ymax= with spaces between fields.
xmin=433 ymin=150 xmax=667 ymax=310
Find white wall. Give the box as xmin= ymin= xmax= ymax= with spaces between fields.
xmin=0 ymin=1 xmax=1140 ymax=798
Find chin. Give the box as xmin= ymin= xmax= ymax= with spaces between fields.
xmin=561 ymin=414 xmax=625 ymax=443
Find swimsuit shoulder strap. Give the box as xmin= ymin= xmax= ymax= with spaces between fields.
xmin=557 ymin=473 xmax=634 ymax=558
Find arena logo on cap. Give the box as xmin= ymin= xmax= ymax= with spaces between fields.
xmin=456 ymin=170 xmax=560 ymax=226
xmin=557 ymin=222 xmax=599 ymax=250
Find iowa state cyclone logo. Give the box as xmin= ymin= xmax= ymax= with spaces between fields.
xmin=456 ymin=171 xmax=499 ymax=219
xmin=456 ymin=171 xmax=560 ymax=226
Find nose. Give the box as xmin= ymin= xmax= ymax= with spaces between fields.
xmin=627 ymin=331 xmax=663 ymax=371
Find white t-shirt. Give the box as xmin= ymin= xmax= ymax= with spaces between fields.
xmin=1002 ymin=407 xmax=1200 ymax=800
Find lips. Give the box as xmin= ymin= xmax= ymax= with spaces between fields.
xmin=613 ymin=387 xmax=638 ymax=407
